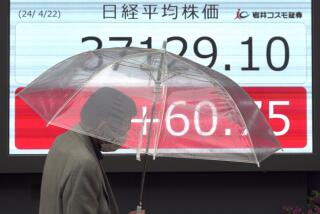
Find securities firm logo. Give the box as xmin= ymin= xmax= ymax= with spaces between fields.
xmin=234 ymin=8 xmax=303 ymax=20
xmin=234 ymin=8 xmax=249 ymax=20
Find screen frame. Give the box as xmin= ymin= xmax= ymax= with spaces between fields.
xmin=0 ymin=0 xmax=319 ymax=173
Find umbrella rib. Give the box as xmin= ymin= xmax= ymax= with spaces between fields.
xmin=161 ymin=73 xmax=178 ymax=82
xmin=166 ymin=70 xmax=211 ymax=83
xmin=110 ymin=54 xmax=159 ymax=81
xmin=145 ymin=70 xmax=157 ymax=82
xmin=138 ymin=56 xmax=158 ymax=81
xmin=205 ymin=79 xmax=260 ymax=166
xmin=167 ymin=52 xmax=260 ymax=166
xmin=167 ymin=69 xmax=211 ymax=81
xmin=160 ymin=68 xmax=210 ymax=83
xmin=121 ymin=60 xmax=157 ymax=70
xmin=46 ymin=86 xmax=84 ymax=126
xmin=177 ymin=74 xmax=211 ymax=83
xmin=97 ymin=50 xmax=160 ymax=69
xmin=47 ymin=50 xmax=161 ymax=126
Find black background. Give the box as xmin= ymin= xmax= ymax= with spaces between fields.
xmin=0 ymin=1 xmax=320 ymax=214
xmin=0 ymin=172 xmax=314 ymax=214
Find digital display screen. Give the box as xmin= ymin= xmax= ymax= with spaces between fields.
xmin=10 ymin=0 xmax=312 ymax=156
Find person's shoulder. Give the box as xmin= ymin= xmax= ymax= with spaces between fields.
xmin=50 ymin=131 xmax=72 ymax=148
xmin=48 ymin=131 xmax=91 ymax=161
xmin=62 ymin=132 xmax=98 ymax=166
xmin=51 ymin=130 xmax=85 ymax=151
xmin=54 ymin=130 xmax=79 ymax=145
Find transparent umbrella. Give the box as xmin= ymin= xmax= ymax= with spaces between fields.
xmin=17 ymin=42 xmax=281 ymax=212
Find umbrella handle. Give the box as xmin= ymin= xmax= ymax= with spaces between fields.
xmin=136 ymin=205 xmax=143 ymax=213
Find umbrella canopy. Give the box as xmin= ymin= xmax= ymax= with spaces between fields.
xmin=17 ymin=46 xmax=281 ymax=166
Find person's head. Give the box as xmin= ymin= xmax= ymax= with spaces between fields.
xmin=80 ymin=87 xmax=137 ymax=151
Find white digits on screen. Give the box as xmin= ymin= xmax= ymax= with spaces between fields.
xmin=166 ymin=100 xmax=218 ymax=137
xmin=194 ymin=101 xmax=218 ymax=136
xmin=269 ymin=101 xmax=290 ymax=136
xmin=254 ymin=100 xmax=290 ymax=136
xmin=166 ymin=101 xmax=189 ymax=136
